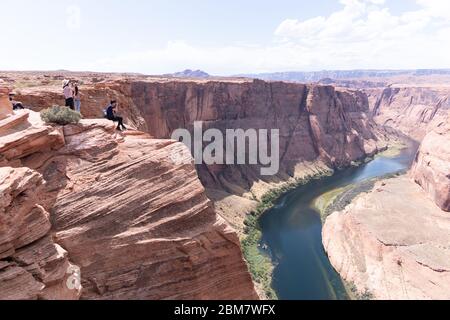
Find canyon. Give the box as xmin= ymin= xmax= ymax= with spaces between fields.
xmin=0 ymin=72 xmax=389 ymax=300
xmin=1 ymin=71 xmax=449 ymax=300
xmin=5 ymin=73 xmax=389 ymax=234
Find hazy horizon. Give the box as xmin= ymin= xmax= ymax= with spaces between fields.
xmin=1 ymin=0 xmax=450 ymax=75
xmin=3 ymin=67 xmax=450 ymax=78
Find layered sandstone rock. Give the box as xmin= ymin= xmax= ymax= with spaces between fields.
xmin=48 ymin=127 xmax=258 ymax=300
xmin=0 ymin=110 xmax=65 ymax=165
xmin=411 ymin=124 xmax=450 ymax=211
xmin=0 ymin=110 xmax=258 ymax=300
xmin=0 ymin=166 xmax=81 ymax=300
xmin=0 ymin=113 xmax=83 ymax=300
xmin=372 ymin=86 xmax=450 ymax=141
xmin=323 ymin=177 xmax=450 ymax=300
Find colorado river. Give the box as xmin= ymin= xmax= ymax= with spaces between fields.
xmin=260 ymin=142 xmax=419 ymax=300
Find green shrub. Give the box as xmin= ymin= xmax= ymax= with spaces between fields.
xmin=40 ymin=106 xmax=81 ymax=125
xmin=346 ymin=281 xmax=375 ymax=300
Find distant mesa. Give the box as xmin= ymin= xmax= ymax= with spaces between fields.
xmin=318 ymin=78 xmax=335 ymax=85
xmin=165 ymin=69 xmax=210 ymax=79
xmin=240 ymin=69 xmax=450 ymax=83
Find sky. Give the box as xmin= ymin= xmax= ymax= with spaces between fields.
xmin=0 ymin=0 xmax=449 ymax=75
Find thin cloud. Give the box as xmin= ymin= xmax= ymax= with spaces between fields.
xmin=91 ymin=0 xmax=450 ymax=74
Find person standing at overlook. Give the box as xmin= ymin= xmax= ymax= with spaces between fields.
xmin=74 ymin=84 xmax=81 ymax=113
xmin=63 ymin=79 xmax=75 ymax=110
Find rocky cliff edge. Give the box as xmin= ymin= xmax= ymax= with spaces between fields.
xmin=0 ymin=109 xmax=258 ymax=300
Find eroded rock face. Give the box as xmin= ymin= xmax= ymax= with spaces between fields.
xmin=0 ymin=167 xmax=81 ymax=300
xmin=323 ymin=177 xmax=450 ymax=300
xmin=126 ymin=80 xmax=384 ymax=161
xmin=0 ymin=110 xmax=65 ymax=165
xmin=47 ymin=131 xmax=258 ymax=300
xmin=411 ymin=124 xmax=450 ymax=211
xmin=0 ymin=111 xmax=258 ymax=300
xmin=372 ymin=86 xmax=450 ymax=141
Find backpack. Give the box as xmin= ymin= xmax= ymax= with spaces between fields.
xmin=103 ymin=105 xmax=111 ymax=119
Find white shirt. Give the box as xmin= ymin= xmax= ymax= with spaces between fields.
xmin=63 ymin=86 xmax=73 ymax=99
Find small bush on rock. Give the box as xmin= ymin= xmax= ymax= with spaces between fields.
xmin=40 ymin=106 xmax=81 ymax=125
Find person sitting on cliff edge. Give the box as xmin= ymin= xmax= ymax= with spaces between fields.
xmin=105 ymin=100 xmax=127 ymax=131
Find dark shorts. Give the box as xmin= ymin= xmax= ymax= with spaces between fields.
xmin=65 ymin=97 xmax=75 ymax=109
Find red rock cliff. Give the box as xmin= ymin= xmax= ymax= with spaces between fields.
xmin=371 ymin=86 xmax=450 ymax=141
xmin=0 ymin=110 xmax=258 ymax=300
